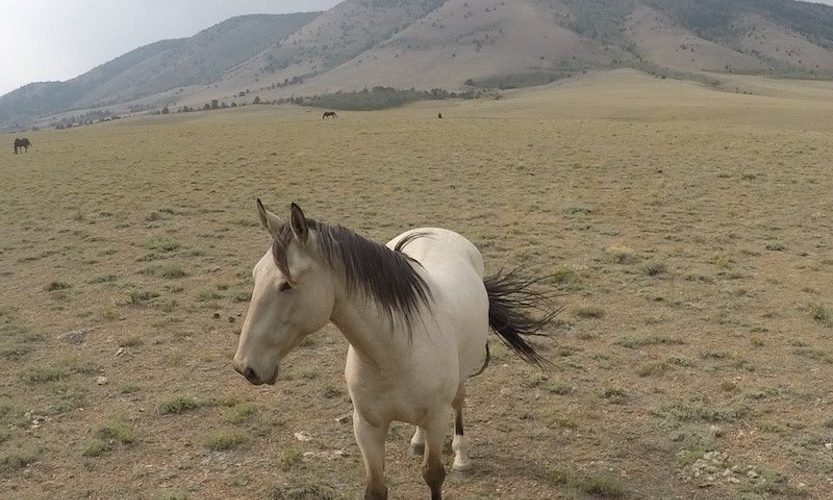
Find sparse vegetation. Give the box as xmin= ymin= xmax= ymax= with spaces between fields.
xmin=159 ymin=396 xmax=203 ymax=415
xmin=0 ymin=448 xmax=40 ymax=473
xmin=574 ymin=305 xmax=605 ymax=319
xmin=2 ymin=70 xmax=833 ymax=498
xmin=297 ymin=86 xmax=493 ymax=111
xmin=206 ymin=430 xmax=246 ymax=451
xmin=550 ymin=469 xmax=627 ymax=498
xmin=808 ymin=302 xmax=833 ymax=327
xmin=280 ymin=447 xmax=304 ymax=469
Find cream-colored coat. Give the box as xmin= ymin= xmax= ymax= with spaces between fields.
xmin=233 ymin=203 xmax=488 ymax=500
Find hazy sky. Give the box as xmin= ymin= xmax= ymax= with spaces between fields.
xmin=1 ymin=0 xmax=832 ymax=97
xmin=0 ymin=0 xmax=341 ymax=96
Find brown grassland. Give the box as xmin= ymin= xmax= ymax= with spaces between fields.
xmin=2 ymin=70 xmax=833 ymax=499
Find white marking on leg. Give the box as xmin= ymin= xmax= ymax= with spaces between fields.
xmin=452 ymin=433 xmax=472 ymax=472
xmin=410 ymin=427 xmax=425 ymax=455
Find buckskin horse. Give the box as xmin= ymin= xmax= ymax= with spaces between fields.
xmin=233 ymin=201 xmax=555 ymax=499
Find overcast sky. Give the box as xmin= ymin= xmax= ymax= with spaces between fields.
xmin=1 ymin=0 xmax=832 ymax=97
xmin=0 ymin=0 xmax=342 ymax=96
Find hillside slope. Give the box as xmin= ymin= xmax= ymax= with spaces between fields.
xmin=3 ymin=0 xmax=833 ymax=129
xmin=0 ymin=13 xmax=318 ymax=128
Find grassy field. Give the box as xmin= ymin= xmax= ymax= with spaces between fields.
xmin=2 ymin=70 xmax=833 ymax=499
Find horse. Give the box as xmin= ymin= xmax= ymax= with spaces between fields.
xmin=438 ymin=112 xmax=443 ymax=119
xmin=322 ymin=111 xmax=338 ymax=119
xmin=233 ymin=201 xmax=555 ymax=499
xmin=13 ymin=138 xmax=31 ymax=154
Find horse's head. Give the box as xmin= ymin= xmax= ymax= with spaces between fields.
xmin=232 ymin=200 xmax=337 ymax=385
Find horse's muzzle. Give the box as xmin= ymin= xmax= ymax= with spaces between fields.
xmin=233 ymin=361 xmax=278 ymax=386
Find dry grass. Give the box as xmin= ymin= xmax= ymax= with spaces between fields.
xmin=2 ymin=71 xmax=833 ymax=498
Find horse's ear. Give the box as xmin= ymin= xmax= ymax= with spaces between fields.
xmin=289 ymin=203 xmax=309 ymax=244
xmin=256 ymin=199 xmax=282 ymax=238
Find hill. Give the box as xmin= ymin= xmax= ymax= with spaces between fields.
xmin=0 ymin=13 xmax=318 ymax=129
xmin=3 ymin=0 xmax=833 ymax=129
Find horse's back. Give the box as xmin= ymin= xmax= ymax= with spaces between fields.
xmin=387 ymin=228 xmax=489 ymax=378
xmin=388 ymin=228 xmax=483 ymax=277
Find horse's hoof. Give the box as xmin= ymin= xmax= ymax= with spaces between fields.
xmin=409 ymin=442 xmax=425 ymax=456
xmin=452 ymin=459 xmax=473 ymax=473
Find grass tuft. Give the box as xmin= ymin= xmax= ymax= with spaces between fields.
xmin=205 ymin=430 xmax=246 ymax=451
xmin=143 ymin=264 xmax=188 ymax=279
xmin=280 ymin=447 xmax=304 ymax=469
xmin=96 ymin=418 xmax=137 ymax=444
xmin=808 ymin=302 xmax=833 ymax=327
xmin=82 ymin=438 xmax=108 ymax=457
xmin=127 ymin=290 xmax=160 ymax=305
xmin=225 ymin=403 xmax=258 ymax=424
xmin=145 ymin=236 xmax=180 ymax=252
xmin=550 ymin=469 xmax=626 ymax=497
xmin=0 ymin=448 xmax=40 ymax=473
xmin=159 ymin=396 xmax=202 ymax=415
xmin=641 ymin=261 xmax=667 ymax=276
xmin=45 ymin=281 xmax=71 ymax=292
xmin=20 ymin=366 xmax=67 ymax=384
xmin=574 ymin=305 xmax=604 ymax=319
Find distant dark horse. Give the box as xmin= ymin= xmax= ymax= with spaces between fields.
xmin=13 ymin=138 xmax=31 ymax=154
xmin=438 ymin=112 xmax=443 ymax=119
xmin=322 ymin=111 xmax=338 ymax=120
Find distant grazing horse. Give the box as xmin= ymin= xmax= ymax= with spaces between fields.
xmin=438 ymin=112 xmax=443 ymax=119
xmin=234 ymin=200 xmax=556 ymax=499
xmin=322 ymin=111 xmax=338 ymax=119
xmin=13 ymin=138 xmax=31 ymax=154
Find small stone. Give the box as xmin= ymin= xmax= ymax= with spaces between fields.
xmin=709 ymin=425 xmax=723 ymax=437
xmin=116 ymin=347 xmax=126 ymax=357
xmin=722 ymin=468 xmax=732 ymax=477
xmin=727 ymin=477 xmax=740 ymax=484
xmin=747 ymin=470 xmax=759 ymax=479
xmin=334 ymin=414 xmax=351 ymax=424
xmin=293 ymin=431 xmax=312 ymax=442
xmin=59 ymin=329 xmax=88 ymax=345
xmin=96 ymin=376 xmax=108 ymax=385
xmin=213 ymin=313 xmax=220 ymax=319
xmin=825 ymin=442 xmax=833 ymax=450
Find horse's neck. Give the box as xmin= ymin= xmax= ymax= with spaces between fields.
xmin=329 ymin=282 xmax=403 ymax=370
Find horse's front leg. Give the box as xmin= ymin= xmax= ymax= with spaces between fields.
xmin=422 ymin=415 xmax=448 ymax=500
xmin=353 ymin=409 xmax=389 ymax=500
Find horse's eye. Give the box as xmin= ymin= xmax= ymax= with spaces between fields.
xmin=278 ymin=282 xmax=292 ymax=292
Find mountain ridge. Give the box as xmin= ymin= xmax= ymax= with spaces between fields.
xmin=3 ymin=0 xmax=833 ymax=130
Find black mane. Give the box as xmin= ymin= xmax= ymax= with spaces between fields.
xmin=271 ymin=221 xmax=432 ymax=328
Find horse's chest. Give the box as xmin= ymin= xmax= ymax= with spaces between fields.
xmin=345 ymin=351 xmax=456 ymax=425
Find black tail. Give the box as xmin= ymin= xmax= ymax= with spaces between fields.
xmin=484 ymin=268 xmax=557 ymax=367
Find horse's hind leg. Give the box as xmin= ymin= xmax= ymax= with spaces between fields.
xmin=409 ymin=426 xmax=425 ymax=455
xmin=451 ymin=384 xmax=472 ymax=472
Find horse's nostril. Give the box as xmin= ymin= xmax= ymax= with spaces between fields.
xmin=243 ymin=367 xmax=257 ymax=383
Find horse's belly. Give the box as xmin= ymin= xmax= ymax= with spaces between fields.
xmin=345 ymin=344 xmax=459 ymax=426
